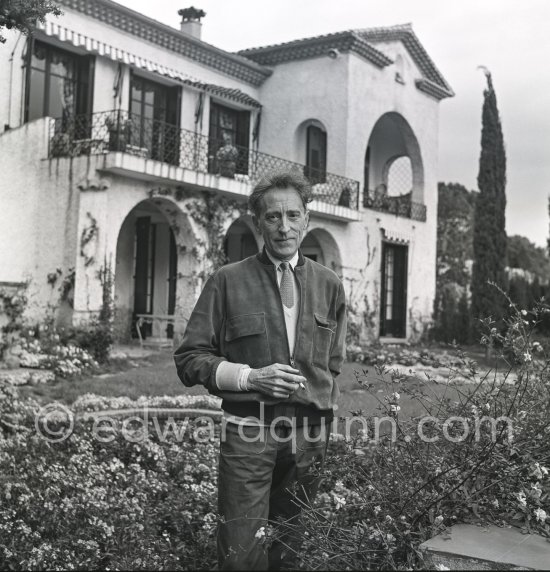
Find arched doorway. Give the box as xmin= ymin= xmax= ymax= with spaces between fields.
xmin=301 ymin=227 xmax=342 ymax=274
xmin=114 ymin=200 xmax=179 ymax=342
xmin=224 ymin=217 xmax=259 ymax=263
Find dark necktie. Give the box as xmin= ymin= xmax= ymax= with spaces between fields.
xmin=279 ymin=262 xmax=294 ymax=309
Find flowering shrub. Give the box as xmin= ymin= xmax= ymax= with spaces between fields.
xmin=71 ymin=393 xmax=222 ymax=413
xmin=1 ymin=298 xmax=549 ymax=570
xmin=346 ymin=343 xmax=463 ymax=369
xmin=274 ymin=299 xmax=550 ymax=569
xmin=0 ymin=386 xmax=219 ymax=570
xmin=18 ymin=330 xmax=98 ymax=378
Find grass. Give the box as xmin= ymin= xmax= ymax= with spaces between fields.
xmin=16 ymin=348 xmax=468 ymax=421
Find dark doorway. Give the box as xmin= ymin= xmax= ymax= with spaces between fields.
xmin=133 ymin=216 xmax=155 ymax=337
xmin=380 ymin=243 xmax=408 ymax=337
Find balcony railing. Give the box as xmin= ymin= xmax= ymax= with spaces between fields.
xmin=49 ymin=110 xmax=360 ymax=210
xmin=363 ymin=189 xmax=427 ymax=222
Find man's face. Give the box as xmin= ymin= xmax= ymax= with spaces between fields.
xmin=253 ymin=187 xmax=309 ymax=261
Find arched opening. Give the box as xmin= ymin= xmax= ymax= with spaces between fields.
xmin=363 ymin=112 xmax=424 ymax=206
xmin=224 ymin=217 xmax=259 ymax=263
xmin=386 ymin=156 xmax=413 ymax=197
xmin=114 ymin=199 xmax=187 ymax=344
xmin=301 ymin=227 xmax=342 ymax=274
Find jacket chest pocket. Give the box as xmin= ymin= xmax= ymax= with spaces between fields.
xmin=312 ymin=312 xmax=336 ymax=369
xmin=225 ymin=312 xmax=271 ymax=368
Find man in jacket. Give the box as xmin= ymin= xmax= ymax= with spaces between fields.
xmin=174 ymin=170 xmax=346 ymax=570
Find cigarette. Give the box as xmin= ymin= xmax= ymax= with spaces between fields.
xmin=299 ymin=382 xmax=306 ymax=390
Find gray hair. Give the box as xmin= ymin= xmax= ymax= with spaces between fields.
xmin=248 ymin=169 xmax=313 ymax=217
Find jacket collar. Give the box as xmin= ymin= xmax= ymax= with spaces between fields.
xmin=257 ymin=247 xmax=305 ymax=267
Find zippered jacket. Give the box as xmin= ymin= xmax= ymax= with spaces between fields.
xmin=174 ymin=248 xmax=346 ymax=416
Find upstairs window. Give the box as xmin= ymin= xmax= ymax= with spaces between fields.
xmin=305 ymin=125 xmax=327 ymax=184
xmin=208 ymin=102 xmax=250 ymax=176
xmin=25 ymin=40 xmax=92 ymax=124
xmin=129 ymin=74 xmax=180 ymax=164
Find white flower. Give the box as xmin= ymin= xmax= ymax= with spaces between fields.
xmin=532 ymin=341 xmax=543 ymax=353
xmin=521 ymin=310 xmax=528 ymax=316
xmin=516 ymin=491 xmax=527 ymax=507
xmin=523 ymin=352 xmax=532 ymax=363
xmin=334 ymin=495 xmax=346 ymax=510
xmin=385 ymin=514 xmax=393 ymax=523
xmin=534 ymin=508 xmax=547 ymax=523
xmin=491 ymin=499 xmax=499 ymax=508
xmin=530 ymin=483 xmax=542 ymax=499
xmin=334 ymin=480 xmax=345 ymax=492
xmin=374 ymin=505 xmax=381 ymax=515
xmin=254 ymin=526 xmax=265 ymax=540
xmin=391 ymin=392 xmax=401 ymax=401
xmin=434 ymin=515 xmax=444 ymax=525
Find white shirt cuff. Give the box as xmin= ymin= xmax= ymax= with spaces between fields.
xmin=215 ymin=361 xmax=251 ymax=391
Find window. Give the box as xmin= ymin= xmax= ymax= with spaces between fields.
xmin=25 ymin=40 xmax=92 ymax=127
xmin=129 ymin=74 xmax=180 ymax=164
xmin=305 ymin=125 xmax=327 ymax=184
xmin=208 ymin=102 xmax=250 ymax=175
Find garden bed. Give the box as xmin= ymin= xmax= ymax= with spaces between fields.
xmin=1 ymin=305 xmax=549 ymax=570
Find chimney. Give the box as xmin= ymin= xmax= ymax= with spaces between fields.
xmin=178 ymin=7 xmax=206 ymax=40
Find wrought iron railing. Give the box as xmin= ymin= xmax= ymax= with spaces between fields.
xmin=363 ymin=189 xmax=427 ymax=222
xmin=49 ymin=110 xmax=360 ymax=210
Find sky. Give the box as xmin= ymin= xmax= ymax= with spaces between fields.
xmin=117 ymin=0 xmax=550 ymax=247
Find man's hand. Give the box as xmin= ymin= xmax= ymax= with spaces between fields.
xmin=247 ymin=363 xmax=306 ymax=399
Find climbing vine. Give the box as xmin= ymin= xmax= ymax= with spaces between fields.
xmin=185 ymin=191 xmax=248 ymax=285
xmin=80 ymin=212 xmax=99 ymax=267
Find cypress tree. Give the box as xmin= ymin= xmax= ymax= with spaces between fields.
xmin=470 ymin=69 xmax=508 ymax=334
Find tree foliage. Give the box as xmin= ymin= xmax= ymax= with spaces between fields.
xmin=471 ymin=70 xmax=508 ymax=332
xmin=433 ymin=182 xmax=476 ymax=343
xmin=0 ymin=0 xmax=61 ymax=43
xmin=508 ymin=234 xmax=550 ymax=281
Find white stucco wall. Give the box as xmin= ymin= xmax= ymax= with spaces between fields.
xmin=0 ymin=118 xmax=82 ymax=317
xmin=0 ymin=6 xmax=447 ymax=342
xmin=0 ymin=30 xmax=28 ymax=129
xmin=257 ymin=54 xmax=349 ymax=176
xmin=252 ymin=45 xmax=443 ymax=339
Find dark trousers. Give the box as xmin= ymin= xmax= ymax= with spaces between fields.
xmin=217 ymin=420 xmax=329 ymax=570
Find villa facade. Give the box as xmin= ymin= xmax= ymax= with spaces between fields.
xmin=0 ymin=0 xmax=453 ymax=344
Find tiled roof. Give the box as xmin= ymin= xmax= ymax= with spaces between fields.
xmin=354 ymin=24 xmax=454 ymax=98
xmin=182 ymin=81 xmax=262 ymax=108
xmin=54 ymin=0 xmax=272 ymax=86
xmin=238 ymin=31 xmax=393 ymax=69
xmin=239 ymin=24 xmax=453 ymax=99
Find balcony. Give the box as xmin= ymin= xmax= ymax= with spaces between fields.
xmin=363 ymin=189 xmax=427 ymax=222
xmin=49 ymin=110 xmax=360 ymax=217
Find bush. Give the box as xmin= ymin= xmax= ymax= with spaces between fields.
xmin=0 ymin=388 xmax=219 ymax=570
xmin=273 ymin=299 xmax=550 ymax=569
xmin=62 ymin=320 xmax=113 ymax=364
xmin=1 ymin=299 xmax=549 ymax=570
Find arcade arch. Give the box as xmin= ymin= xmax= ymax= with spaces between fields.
xmin=364 ymin=112 xmax=424 ymax=204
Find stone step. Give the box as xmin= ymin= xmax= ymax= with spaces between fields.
xmin=420 ymin=523 xmax=550 ymax=570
